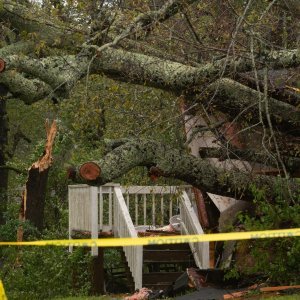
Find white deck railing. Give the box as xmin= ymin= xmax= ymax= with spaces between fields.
xmin=120 ymin=185 xmax=187 ymax=226
xmin=68 ymin=184 xmax=209 ymax=288
xmin=180 ymin=191 xmax=210 ymax=268
xmin=113 ymin=186 xmax=143 ymax=290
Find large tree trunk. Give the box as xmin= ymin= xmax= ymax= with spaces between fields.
xmin=19 ymin=120 xmax=57 ymax=232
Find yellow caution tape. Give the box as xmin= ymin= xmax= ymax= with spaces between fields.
xmin=0 ymin=228 xmax=299 ymax=248
xmin=0 ymin=280 xmax=7 ymax=300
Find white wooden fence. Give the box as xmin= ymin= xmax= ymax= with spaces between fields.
xmin=68 ymin=184 xmax=209 ymax=289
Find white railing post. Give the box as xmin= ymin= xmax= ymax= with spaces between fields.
xmin=108 ymin=187 xmax=113 ymax=230
xmin=68 ymin=186 xmax=73 ymax=253
xmin=90 ymin=186 xmax=98 ymax=256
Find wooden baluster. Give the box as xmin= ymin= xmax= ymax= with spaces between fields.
xmin=152 ymin=193 xmax=156 ymax=225
xmin=143 ymin=194 xmax=147 ymax=225
xmin=126 ymin=193 xmax=129 ymax=208
xmin=99 ymin=186 xmax=103 ymax=231
xmin=160 ymin=194 xmax=164 ymax=225
xmin=91 ymin=186 xmax=98 ymax=256
xmin=109 ymin=187 xmax=112 ymax=230
xmin=135 ymin=194 xmax=138 ymax=226
xmin=169 ymin=198 xmax=173 ymax=219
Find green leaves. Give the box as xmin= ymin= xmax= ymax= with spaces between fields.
xmin=236 ymin=188 xmax=300 ymax=284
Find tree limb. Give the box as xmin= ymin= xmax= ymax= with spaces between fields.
xmin=1 ymin=47 xmax=299 ymax=125
xmin=0 ymin=0 xmax=84 ymax=48
xmin=92 ymin=47 xmax=300 ymax=91
xmin=0 ymin=70 xmax=52 ymax=103
xmin=206 ymin=78 xmax=300 ymax=134
xmin=73 ymin=139 xmax=299 ymax=201
xmin=199 ymin=147 xmax=300 ymax=175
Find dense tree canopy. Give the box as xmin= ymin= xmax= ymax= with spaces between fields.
xmin=0 ymin=0 xmax=299 ymax=223
xmin=0 ymin=0 xmax=300 ymax=298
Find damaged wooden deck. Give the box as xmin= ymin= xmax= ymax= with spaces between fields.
xmin=68 ymin=184 xmax=209 ymax=290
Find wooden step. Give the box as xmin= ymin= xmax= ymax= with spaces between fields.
xmin=143 ymin=271 xmax=183 ymax=284
xmin=144 ymin=243 xmax=190 ymax=251
xmin=143 ymin=249 xmax=192 ymax=262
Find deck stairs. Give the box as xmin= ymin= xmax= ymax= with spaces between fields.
xmin=142 ymin=242 xmax=197 ymax=290
xmin=68 ymin=184 xmax=209 ymax=290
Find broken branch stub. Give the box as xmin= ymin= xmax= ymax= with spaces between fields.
xmin=79 ymin=162 xmax=101 ymax=181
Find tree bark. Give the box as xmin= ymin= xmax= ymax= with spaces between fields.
xmin=2 ymin=48 xmax=299 ymax=130
xmin=74 ymin=139 xmax=299 ymax=202
xmin=19 ymin=120 xmax=57 ymax=231
xmin=199 ymin=147 xmax=300 ymax=176
xmin=0 ymin=1 xmax=84 ymax=48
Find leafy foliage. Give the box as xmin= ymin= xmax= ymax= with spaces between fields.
xmin=0 ymin=224 xmax=92 ymax=300
xmin=232 ymin=189 xmax=300 ymax=285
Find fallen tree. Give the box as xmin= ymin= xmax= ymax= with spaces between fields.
xmin=0 ymin=0 xmax=299 ymax=224
xmin=71 ymin=139 xmax=299 ymax=202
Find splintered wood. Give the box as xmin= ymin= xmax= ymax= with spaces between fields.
xmin=17 ymin=120 xmax=57 ymax=240
xmin=32 ymin=120 xmax=57 ymax=172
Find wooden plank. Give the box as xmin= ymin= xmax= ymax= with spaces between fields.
xmin=99 ymin=186 xmax=103 ymax=231
xmin=108 ymin=187 xmax=112 ymax=230
xmin=143 ymin=250 xmax=192 ymax=262
xmin=152 ymin=194 xmax=155 ymax=225
xmin=180 ymin=192 xmax=209 ymax=269
xmin=260 ymin=286 xmax=300 ymax=292
xmin=169 ymin=199 xmax=173 ymax=219
xmin=69 ymin=185 xmax=91 ymax=231
xmin=113 ymin=186 xmax=143 ymax=290
xmin=143 ymin=194 xmax=146 ymax=225
xmin=207 ymin=193 xmax=239 ymax=213
xmin=91 ymin=248 xmax=104 ymax=295
xmin=160 ymin=195 xmax=164 ymax=225
xmin=222 ymin=285 xmax=300 ymax=299
xmin=90 ymin=186 xmax=98 ymax=256
xmin=144 ymin=243 xmax=190 ymax=251
xmin=135 ymin=194 xmax=138 ymax=226
xmin=209 ymin=242 xmax=215 ymax=268
xmin=68 ymin=186 xmax=73 ymax=253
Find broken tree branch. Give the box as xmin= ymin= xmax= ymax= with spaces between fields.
xmin=199 ymin=147 xmax=300 ymax=175
xmin=19 ymin=120 xmax=57 ymax=231
xmin=73 ymin=139 xmax=299 ymax=202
